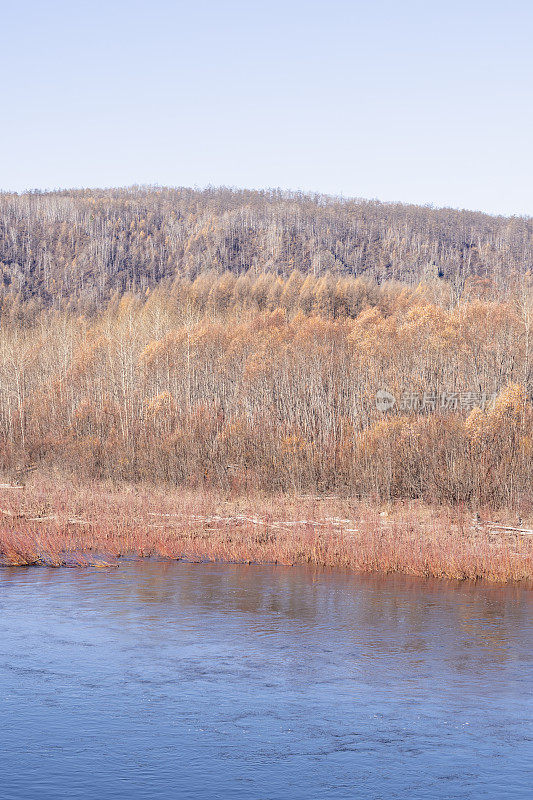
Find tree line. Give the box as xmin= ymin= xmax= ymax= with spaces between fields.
xmin=1 ymin=186 xmax=532 ymax=309
xmin=0 ymin=274 xmax=530 ymax=509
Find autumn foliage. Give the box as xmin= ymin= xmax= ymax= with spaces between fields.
xmin=0 ymin=270 xmax=530 ymax=512
xmin=1 ymin=187 xmax=532 ymax=308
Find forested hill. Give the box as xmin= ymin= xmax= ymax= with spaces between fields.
xmin=0 ymin=186 xmax=531 ymax=307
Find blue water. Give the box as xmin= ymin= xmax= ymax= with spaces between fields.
xmin=1 ymin=563 xmax=532 ymax=799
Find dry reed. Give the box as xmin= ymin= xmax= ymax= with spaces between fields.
xmin=0 ymin=478 xmax=531 ymax=585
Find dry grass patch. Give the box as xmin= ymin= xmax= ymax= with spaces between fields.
xmin=0 ymin=478 xmax=531 ymax=584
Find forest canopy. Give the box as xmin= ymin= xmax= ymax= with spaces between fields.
xmin=1 ymin=186 xmax=532 ymax=309
xmin=0 ymin=187 xmax=531 ymax=511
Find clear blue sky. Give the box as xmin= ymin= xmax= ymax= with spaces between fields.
xmin=2 ymin=0 xmax=532 ymax=216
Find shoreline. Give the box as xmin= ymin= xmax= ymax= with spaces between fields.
xmin=0 ymin=479 xmax=532 ymax=585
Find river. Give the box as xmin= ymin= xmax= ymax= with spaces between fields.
xmin=1 ymin=563 xmax=532 ymax=799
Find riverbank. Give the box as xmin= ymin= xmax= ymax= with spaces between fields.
xmin=0 ymin=479 xmax=531 ymax=584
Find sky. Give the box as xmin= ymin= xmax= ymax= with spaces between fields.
xmin=1 ymin=0 xmax=532 ymax=216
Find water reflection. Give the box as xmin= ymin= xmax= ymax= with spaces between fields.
xmin=1 ymin=563 xmax=532 ymax=799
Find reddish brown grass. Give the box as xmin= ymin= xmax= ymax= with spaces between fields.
xmin=0 ymin=478 xmax=531 ymax=584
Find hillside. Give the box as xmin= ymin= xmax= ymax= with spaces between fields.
xmin=0 ymin=183 xmax=530 ymax=514
xmin=1 ymin=186 xmax=532 ymax=308
xmin=0 ymin=187 xmax=532 ymax=577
